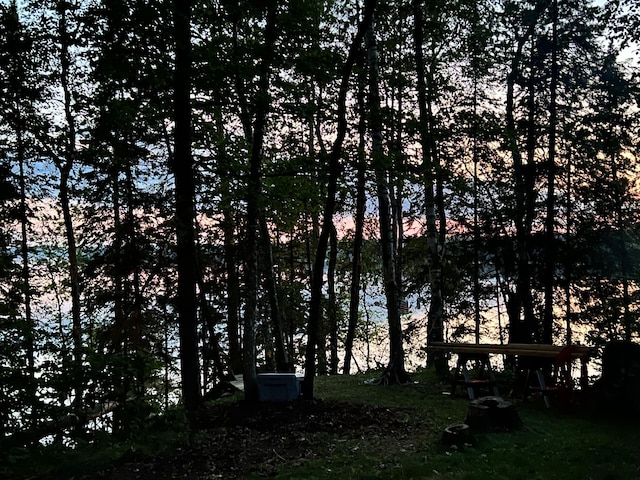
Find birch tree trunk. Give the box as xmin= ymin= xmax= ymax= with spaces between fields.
xmin=366 ymin=17 xmax=410 ymax=385
xmin=413 ymin=0 xmax=445 ymax=373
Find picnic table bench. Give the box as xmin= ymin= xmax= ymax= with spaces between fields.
xmin=427 ymin=342 xmax=595 ymax=405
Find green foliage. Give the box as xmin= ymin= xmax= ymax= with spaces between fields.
xmin=0 ymin=406 xmax=191 ymax=479
xmin=0 ymin=0 xmax=638 ymax=457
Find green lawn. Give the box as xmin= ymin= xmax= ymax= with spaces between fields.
xmin=273 ymin=370 xmax=640 ymax=480
xmin=4 ymin=369 xmax=639 ymax=479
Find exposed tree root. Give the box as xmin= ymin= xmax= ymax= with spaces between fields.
xmin=375 ymin=367 xmax=412 ymax=386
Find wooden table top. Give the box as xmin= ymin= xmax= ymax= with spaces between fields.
xmin=426 ymin=342 xmax=594 ymax=359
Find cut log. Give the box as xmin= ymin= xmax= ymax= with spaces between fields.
xmin=441 ymin=423 xmax=473 ymax=447
xmin=465 ymin=402 xmax=492 ymax=432
xmin=465 ymin=396 xmax=523 ymax=432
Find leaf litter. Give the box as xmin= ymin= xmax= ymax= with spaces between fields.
xmin=101 ymin=398 xmax=423 ymax=479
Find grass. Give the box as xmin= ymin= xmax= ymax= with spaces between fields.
xmin=4 ymin=369 xmax=640 ymax=479
xmin=271 ymin=369 xmax=640 ymax=480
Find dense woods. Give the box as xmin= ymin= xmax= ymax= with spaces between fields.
xmin=0 ymin=0 xmax=639 ymax=447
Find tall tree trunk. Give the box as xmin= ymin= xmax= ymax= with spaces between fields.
xmin=57 ymin=3 xmax=83 ymax=410
xmin=366 ymin=17 xmax=409 ymax=386
xmin=17 ymin=110 xmax=36 ymax=420
xmin=413 ymin=0 xmax=445 ymax=374
xmin=213 ymin=98 xmax=243 ymax=375
xmin=243 ymin=92 xmax=261 ymax=401
xmin=259 ymin=215 xmax=289 ymax=372
xmin=109 ymin=163 xmax=128 ymax=432
xmin=522 ymin=37 xmax=538 ymax=343
xmin=226 ymin=6 xmax=255 ymax=383
xmin=470 ymin=0 xmax=481 ymax=345
xmin=504 ymin=3 xmax=546 ymax=345
xmin=390 ymin=84 xmax=404 ymax=324
xmin=303 ymin=0 xmax=376 ymax=398
xmin=506 ymin=61 xmax=527 ymax=344
xmin=327 ymin=222 xmax=339 ymax=375
xmin=242 ymin=3 xmax=277 ymax=402
xmin=172 ymin=0 xmax=200 ymax=411
xmin=613 ymin=157 xmax=632 ymax=342
xmin=124 ymin=155 xmax=145 ymax=393
xmin=196 ymin=270 xmax=228 ymax=384
xmin=288 ymin=231 xmax=296 ymax=358
xmin=223 ymin=208 xmax=242 ymax=374
xmin=60 ymin=169 xmax=83 ymax=406
xmin=343 ymin=61 xmax=367 ymax=375
xmin=472 ymin=72 xmax=481 ymax=344
xmin=564 ymin=148 xmax=573 ymax=344
xmin=543 ymin=0 xmax=559 ymax=345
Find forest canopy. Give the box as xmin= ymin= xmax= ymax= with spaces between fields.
xmin=0 ymin=0 xmax=639 ymax=446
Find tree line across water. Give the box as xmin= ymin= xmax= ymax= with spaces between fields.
xmin=0 ymin=0 xmax=639 ymax=447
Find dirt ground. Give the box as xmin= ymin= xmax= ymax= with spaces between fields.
xmin=103 ymin=398 xmax=423 ymax=479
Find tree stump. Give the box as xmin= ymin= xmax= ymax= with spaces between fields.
xmin=465 ymin=396 xmax=523 ymax=432
xmin=441 ymin=423 xmax=473 ymax=447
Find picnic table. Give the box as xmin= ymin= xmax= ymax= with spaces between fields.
xmin=426 ymin=342 xmax=595 ymax=404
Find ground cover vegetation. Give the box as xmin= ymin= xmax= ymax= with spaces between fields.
xmin=0 ymin=0 xmax=640 ymax=471
xmin=4 ymin=370 xmax=640 ymax=479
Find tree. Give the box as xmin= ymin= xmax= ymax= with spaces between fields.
xmin=542 ymin=0 xmax=559 ymax=345
xmin=239 ymin=1 xmax=279 ymax=402
xmin=366 ymin=9 xmax=410 ymax=385
xmin=413 ymin=0 xmax=447 ymax=372
xmin=304 ymin=0 xmax=376 ymax=399
xmin=0 ymin=0 xmax=39 ymax=420
xmin=1 ymin=0 xmax=640 ymax=449
xmin=343 ymin=52 xmax=368 ymax=375
xmin=571 ymin=52 xmax=640 ymax=344
xmin=85 ymin=0 xmax=169 ymax=427
xmin=31 ymin=0 xmax=89 ymax=412
xmin=172 ymin=0 xmax=200 ymax=411
xmin=502 ymin=0 xmax=549 ymax=344
xmin=216 ymin=120 xmax=243 ymax=375
xmin=0 ymin=138 xmax=26 ymax=439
